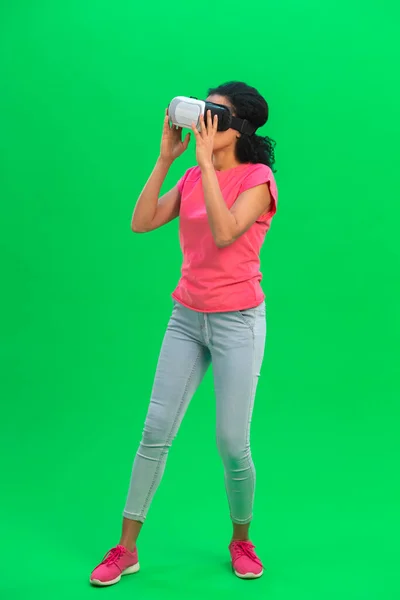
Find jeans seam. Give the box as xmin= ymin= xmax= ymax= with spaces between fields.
xmin=123 ymin=510 xmax=146 ymax=523
xmin=236 ymin=310 xmax=256 ymax=332
xmin=232 ymin=515 xmax=253 ymax=525
xmin=247 ymin=329 xmax=256 ymax=522
xmin=230 ymin=328 xmax=256 ymax=524
xmin=139 ymin=348 xmax=203 ymax=519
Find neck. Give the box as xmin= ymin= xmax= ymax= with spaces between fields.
xmin=212 ymin=148 xmax=241 ymax=172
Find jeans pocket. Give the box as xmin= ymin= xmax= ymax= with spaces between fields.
xmin=236 ymin=308 xmax=257 ymax=332
xmin=236 ymin=303 xmax=266 ymax=332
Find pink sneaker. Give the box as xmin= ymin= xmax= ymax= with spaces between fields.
xmin=229 ymin=540 xmax=264 ymax=579
xmin=90 ymin=545 xmax=140 ymax=587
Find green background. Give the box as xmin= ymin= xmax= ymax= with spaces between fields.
xmin=1 ymin=1 xmax=399 ymax=599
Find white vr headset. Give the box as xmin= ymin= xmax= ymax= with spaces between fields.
xmin=168 ymin=96 xmax=257 ymax=135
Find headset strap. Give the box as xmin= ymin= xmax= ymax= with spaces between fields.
xmin=230 ymin=116 xmax=257 ymax=136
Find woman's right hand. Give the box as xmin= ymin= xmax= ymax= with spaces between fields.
xmin=160 ymin=110 xmax=191 ymax=164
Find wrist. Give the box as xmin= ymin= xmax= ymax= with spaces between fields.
xmin=199 ymin=161 xmax=214 ymax=173
xmin=157 ymin=156 xmax=173 ymax=169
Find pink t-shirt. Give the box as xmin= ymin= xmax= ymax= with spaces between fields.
xmin=172 ymin=162 xmax=278 ymax=313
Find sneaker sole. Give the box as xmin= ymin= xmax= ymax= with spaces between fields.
xmin=234 ymin=568 xmax=264 ymax=580
xmin=90 ymin=562 xmax=140 ymax=587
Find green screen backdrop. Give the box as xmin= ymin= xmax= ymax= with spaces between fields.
xmin=1 ymin=2 xmax=399 ymax=599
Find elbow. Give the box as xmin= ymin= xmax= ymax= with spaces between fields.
xmin=214 ymin=224 xmax=239 ymax=248
xmin=215 ymin=236 xmax=234 ymax=248
xmin=131 ymin=220 xmax=147 ymax=233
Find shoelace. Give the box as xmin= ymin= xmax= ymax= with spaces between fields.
xmin=101 ymin=546 xmax=125 ymax=565
xmin=231 ymin=541 xmax=262 ymax=566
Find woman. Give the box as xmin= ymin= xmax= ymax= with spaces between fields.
xmin=90 ymin=81 xmax=278 ymax=586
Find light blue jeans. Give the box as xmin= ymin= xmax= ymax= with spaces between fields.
xmin=123 ymin=299 xmax=266 ymax=524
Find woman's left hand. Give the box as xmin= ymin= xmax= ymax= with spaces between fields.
xmin=191 ymin=110 xmax=218 ymax=170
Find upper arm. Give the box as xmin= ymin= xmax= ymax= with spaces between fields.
xmin=144 ymin=185 xmax=181 ymax=232
xmin=229 ymin=183 xmax=272 ymax=240
xmin=220 ymin=165 xmax=278 ymax=245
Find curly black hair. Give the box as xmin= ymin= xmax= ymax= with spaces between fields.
xmin=208 ymin=81 xmax=276 ymax=172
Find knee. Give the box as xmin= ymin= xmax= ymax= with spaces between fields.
xmin=141 ymin=414 xmax=170 ymax=449
xmin=217 ymin=430 xmax=249 ymax=467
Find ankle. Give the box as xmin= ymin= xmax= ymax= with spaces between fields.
xmin=232 ymin=521 xmax=250 ymax=542
xmin=119 ymin=540 xmax=136 ymax=553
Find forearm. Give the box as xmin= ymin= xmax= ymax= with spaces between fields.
xmin=201 ymin=164 xmax=238 ymax=246
xmin=131 ymin=157 xmax=172 ymax=230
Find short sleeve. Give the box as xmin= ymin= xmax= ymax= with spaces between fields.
xmin=177 ymin=167 xmax=196 ymax=194
xmin=177 ymin=172 xmax=188 ymax=194
xmin=240 ymin=164 xmax=278 ymax=220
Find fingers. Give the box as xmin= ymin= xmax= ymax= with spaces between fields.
xmin=213 ymin=114 xmax=218 ymax=132
xmin=191 ymin=122 xmax=200 ymax=138
xmin=199 ymin=113 xmax=206 ymax=136
xmin=182 ymin=132 xmax=191 ymax=150
xmin=207 ymin=109 xmax=213 ymax=131
xmin=200 ymin=111 xmax=217 ymax=136
xmin=163 ymin=113 xmax=170 ymax=133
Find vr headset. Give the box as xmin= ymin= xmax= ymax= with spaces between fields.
xmin=168 ymin=96 xmax=257 ymax=136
